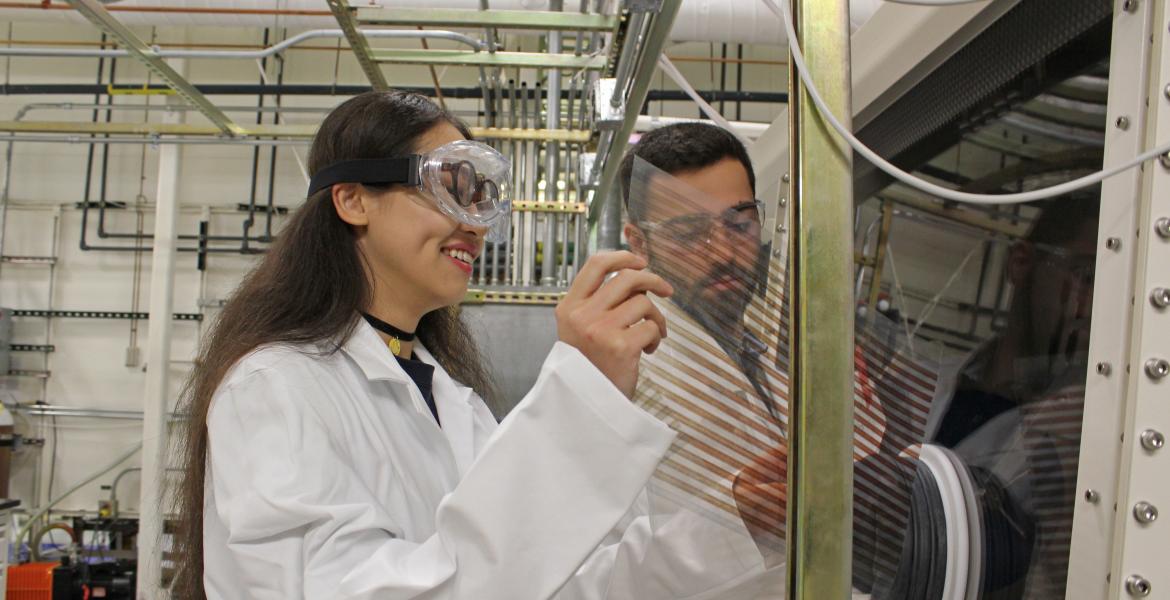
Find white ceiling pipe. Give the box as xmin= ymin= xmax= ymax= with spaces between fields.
xmin=0 ymin=28 xmax=482 ymax=58
xmin=634 ymin=114 xmax=770 ymax=140
xmin=0 ymin=0 xmax=882 ymax=46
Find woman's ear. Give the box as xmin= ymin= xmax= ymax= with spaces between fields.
xmin=332 ymin=183 xmax=369 ymax=227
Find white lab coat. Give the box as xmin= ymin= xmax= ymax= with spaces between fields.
xmin=203 ymin=319 xmax=678 ymax=599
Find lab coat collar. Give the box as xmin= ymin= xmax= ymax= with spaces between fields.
xmin=342 ymin=318 xmax=478 ymax=475
xmin=341 ymin=319 xmax=413 ymax=384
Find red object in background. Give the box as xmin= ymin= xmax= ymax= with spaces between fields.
xmin=7 ymin=562 xmax=57 ymax=600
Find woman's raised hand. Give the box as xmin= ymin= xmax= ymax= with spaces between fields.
xmin=555 ymin=251 xmax=674 ymax=398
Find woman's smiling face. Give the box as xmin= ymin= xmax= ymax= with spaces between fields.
xmin=353 ymin=123 xmax=489 ymax=317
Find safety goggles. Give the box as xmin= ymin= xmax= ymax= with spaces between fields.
xmin=307 ymin=140 xmax=512 ymax=243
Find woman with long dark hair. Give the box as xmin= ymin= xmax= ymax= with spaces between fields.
xmin=171 ymin=90 xmax=678 ymax=599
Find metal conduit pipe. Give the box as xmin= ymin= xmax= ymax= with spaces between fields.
xmin=77 ymin=130 xmax=284 ymax=253
xmin=242 ymin=28 xmax=271 ymax=252
xmin=107 ymin=466 xmax=183 ymax=517
xmin=0 ymin=83 xmax=790 ymax=103
xmin=13 ymin=102 xmax=333 ymax=121
xmin=0 ymin=29 xmax=484 ymax=59
xmin=74 ymin=40 xmax=289 ymax=255
xmin=251 ymin=45 xmax=290 ymax=250
xmin=1 ymin=135 xmax=307 ymax=146
xmin=543 ymin=0 xmax=563 ymax=286
xmin=609 ymin=10 xmax=646 ymax=110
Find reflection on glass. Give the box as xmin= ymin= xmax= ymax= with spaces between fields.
xmin=626 ymin=156 xmax=789 ymax=598
xmin=618 ymin=145 xmax=1099 ymax=599
xmin=621 ymin=157 xmax=961 ymax=598
xmin=924 ymin=195 xmax=1099 ymax=599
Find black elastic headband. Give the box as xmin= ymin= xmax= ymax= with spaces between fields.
xmin=307 ymin=156 xmax=422 ymax=197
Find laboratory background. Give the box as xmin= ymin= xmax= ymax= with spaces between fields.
xmin=0 ymin=0 xmax=1163 ymax=598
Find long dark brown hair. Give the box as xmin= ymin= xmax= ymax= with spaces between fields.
xmin=170 ymin=90 xmax=497 ymax=598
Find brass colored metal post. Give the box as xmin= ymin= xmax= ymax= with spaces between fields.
xmin=785 ymin=0 xmax=854 ymax=597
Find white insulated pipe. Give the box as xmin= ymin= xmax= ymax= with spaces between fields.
xmin=0 ymin=28 xmax=483 ymax=58
xmin=0 ymin=0 xmax=883 ymax=46
xmin=137 ymin=85 xmax=185 ymax=600
xmin=634 ymin=114 xmax=770 ymax=139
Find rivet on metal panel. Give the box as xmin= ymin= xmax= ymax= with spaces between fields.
xmin=1134 ymin=501 xmax=1159 ymax=524
xmin=1126 ymin=575 xmax=1152 ymax=597
xmin=1164 ymin=84 xmax=1170 ymax=100
xmin=1123 ymin=0 xmax=1139 ymax=13
xmin=1151 ymin=288 xmax=1170 ymax=308
xmin=1145 ymin=358 xmax=1170 ymax=379
xmin=1117 ymin=116 xmax=1131 ymax=130
xmin=779 ymin=197 xmax=788 ymax=207
xmin=781 ymin=173 xmax=791 ymax=183
xmin=1141 ymin=429 xmax=1165 ymax=451
xmin=1097 ymin=362 xmax=1112 ymax=376
xmin=1106 ymin=237 xmax=1123 ymax=251
xmin=1085 ymin=489 xmax=1101 ymax=503
xmin=1156 ymin=217 xmax=1170 ymax=239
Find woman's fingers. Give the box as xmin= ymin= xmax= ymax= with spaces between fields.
xmin=627 ymin=318 xmax=666 ymax=355
xmin=610 ymin=294 xmax=668 ymax=337
xmin=562 ymin=251 xmax=646 ymax=304
xmin=595 ymin=269 xmax=674 ymax=309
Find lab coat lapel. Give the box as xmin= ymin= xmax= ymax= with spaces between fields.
xmin=413 ymin=345 xmax=478 ymax=477
xmin=341 ymin=320 xmax=434 ymax=418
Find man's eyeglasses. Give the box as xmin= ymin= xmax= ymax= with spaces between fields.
xmin=638 ymin=200 xmax=764 ymax=246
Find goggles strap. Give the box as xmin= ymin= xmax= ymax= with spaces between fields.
xmin=307 ymin=156 xmax=421 ymax=197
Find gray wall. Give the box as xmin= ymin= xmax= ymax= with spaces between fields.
xmin=462 ymin=304 xmax=560 ymax=416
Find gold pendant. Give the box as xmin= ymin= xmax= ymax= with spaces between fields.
xmin=388 ymin=337 xmax=402 ymax=356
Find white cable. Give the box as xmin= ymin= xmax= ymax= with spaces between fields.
xmin=656 ymin=55 xmax=752 ymax=147
xmin=292 ymin=146 xmax=311 ymax=187
xmin=883 ymin=0 xmax=989 ymax=5
xmin=255 ymin=59 xmax=269 ymax=85
xmin=762 ymin=0 xmax=1170 ymax=205
xmin=15 ymin=442 xmax=143 ymax=548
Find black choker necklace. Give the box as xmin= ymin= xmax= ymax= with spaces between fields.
xmin=361 ymin=313 xmax=415 ymax=356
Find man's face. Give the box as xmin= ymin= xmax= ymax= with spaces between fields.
xmin=626 ymin=157 xmax=763 ymax=322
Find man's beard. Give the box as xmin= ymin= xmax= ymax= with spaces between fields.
xmin=646 ymin=244 xmax=764 ymax=335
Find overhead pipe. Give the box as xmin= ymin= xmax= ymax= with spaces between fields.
xmin=71 ymin=46 xmax=280 ymax=254
xmin=0 ymin=83 xmax=790 ymax=103
xmin=0 ymin=28 xmax=484 ymax=59
xmin=13 ymin=102 xmax=333 ymax=121
xmin=5 ymin=135 xmax=307 ymax=146
xmin=0 ymin=0 xmax=882 ymax=46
